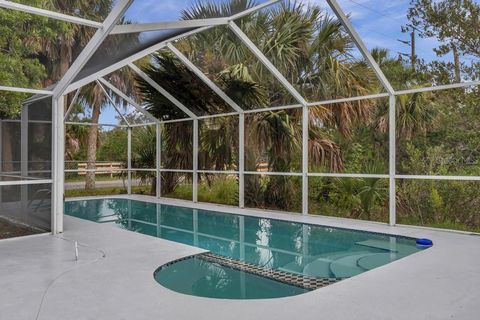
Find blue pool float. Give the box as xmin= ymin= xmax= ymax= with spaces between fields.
xmin=416 ymin=238 xmax=433 ymax=248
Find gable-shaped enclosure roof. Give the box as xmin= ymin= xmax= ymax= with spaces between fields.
xmin=3 ymin=0 xmax=479 ymax=124
xmin=3 ymin=0 xmax=399 ymax=124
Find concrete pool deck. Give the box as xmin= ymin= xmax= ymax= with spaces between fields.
xmin=1 ymin=195 xmax=480 ymax=320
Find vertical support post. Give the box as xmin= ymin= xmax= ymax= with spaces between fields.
xmin=20 ymin=105 xmax=28 ymax=221
xmin=302 ymin=105 xmax=309 ymax=215
xmin=0 ymin=121 xmax=2 ymax=206
xmin=21 ymin=106 xmax=28 ymax=178
xmin=52 ymin=96 xmax=65 ymax=234
xmin=193 ymin=119 xmax=198 ymax=203
xmin=127 ymin=127 xmax=132 ymax=195
xmin=239 ymin=113 xmax=245 ymax=208
xmin=389 ymin=94 xmax=396 ymax=226
xmin=156 ymin=123 xmax=161 ymax=199
xmin=0 ymin=120 xmax=2 ymax=166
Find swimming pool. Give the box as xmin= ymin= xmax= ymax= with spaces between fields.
xmin=65 ymin=198 xmax=426 ymax=299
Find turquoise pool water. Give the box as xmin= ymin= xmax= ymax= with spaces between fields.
xmin=65 ymin=198 xmax=425 ymax=299
xmin=156 ymin=256 xmax=308 ymax=299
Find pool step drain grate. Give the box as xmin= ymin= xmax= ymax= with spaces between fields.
xmin=199 ymin=252 xmax=341 ymax=291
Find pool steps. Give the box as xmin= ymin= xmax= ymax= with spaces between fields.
xmin=280 ymin=250 xmax=396 ymax=278
xmin=199 ymin=252 xmax=341 ymax=291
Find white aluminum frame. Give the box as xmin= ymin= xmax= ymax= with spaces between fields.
xmin=52 ymin=96 xmax=64 ymax=233
xmin=1 ymin=0 xmax=479 ymax=234
xmin=0 ymin=85 xmax=53 ymax=95
xmin=64 ymin=89 xmax=81 ymax=121
xmin=96 ymin=80 xmax=131 ymax=126
xmin=52 ymin=0 xmax=134 ymax=98
xmin=127 ymin=127 xmax=132 ymax=194
xmin=110 ymin=18 xmax=229 ymax=35
xmin=156 ymin=123 xmax=161 ymax=198
xmin=193 ymin=119 xmax=199 ymax=203
xmin=0 ymin=0 xmax=103 ymax=28
xmin=326 ymin=0 xmax=394 ymax=95
xmin=167 ymin=43 xmax=244 ymax=113
xmin=126 ymin=63 xmax=197 ymax=119
xmin=388 ymin=94 xmax=396 ymax=225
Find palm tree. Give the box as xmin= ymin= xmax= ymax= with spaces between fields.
xmin=79 ymin=69 xmax=137 ymax=189
xmin=130 ymin=125 xmax=157 ymax=195
xmin=37 ymin=0 xmax=112 ymax=86
xmin=181 ymin=1 xmax=376 ymax=157
xmin=33 ymin=1 xmax=139 ymax=190
xmin=374 ymin=90 xmax=434 ymax=141
xmin=139 ymin=0 xmax=382 ymax=210
xmin=138 ymin=53 xmax=236 ymax=194
xmin=199 ymin=117 xmax=238 ymax=171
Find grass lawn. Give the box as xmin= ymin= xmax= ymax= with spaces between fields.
xmin=65 ymin=175 xmax=124 ymax=183
xmin=65 ymin=186 xmax=151 ymax=198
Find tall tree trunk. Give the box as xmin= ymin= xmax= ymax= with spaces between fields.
xmin=452 ymin=43 xmax=461 ymax=83
xmin=85 ymin=102 xmax=101 ymax=190
xmin=2 ymin=125 xmax=13 ymax=173
xmin=150 ymin=176 xmax=156 ymax=196
xmin=59 ymin=42 xmax=71 ymax=80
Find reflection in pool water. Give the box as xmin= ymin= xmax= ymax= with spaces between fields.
xmin=66 ymin=198 xmax=425 ymax=298
xmin=155 ymin=255 xmax=308 ymax=299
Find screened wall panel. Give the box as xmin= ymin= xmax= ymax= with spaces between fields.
xmin=0 ymin=8 xmax=96 ymax=88
xmin=8 ymin=1 xmax=110 ymax=21
xmin=309 ymin=98 xmax=389 ymax=174
xmin=245 ymin=110 xmax=302 ymax=172
xmin=234 ymin=1 xmax=385 ymax=103
xmin=65 ymin=97 xmax=148 ymax=127
xmin=28 ymin=97 xmax=52 ymax=121
xmin=199 ymin=116 xmax=238 ymax=171
xmin=161 ymin=121 xmax=193 ymax=170
xmin=131 ymin=170 xmax=157 ymax=196
xmin=65 ymin=125 xmax=127 ymax=167
xmin=132 ymin=125 xmax=157 ymax=169
xmin=1 ymin=97 xmax=52 ymax=179
xmin=245 ymin=174 xmax=302 ymax=213
xmin=197 ymin=173 xmax=239 ymax=206
xmin=28 ymin=122 xmax=52 ymax=175
xmin=27 ymin=97 xmax=52 ymax=178
xmin=64 ymin=124 xmax=127 ymax=198
xmin=161 ymin=172 xmax=193 ymax=201
xmin=308 ymin=176 xmax=389 ymax=223
xmin=396 ymin=179 xmax=480 ymax=233
xmin=134 ymin=49 xmax=234 ymax=116
xmin=175 ymin=25 xmax=298 ymax=109
xmin=0 ymin=183 xmax=51 ymax=232
xmin=120 ymin=0 xmax=275 ymax=24
xmin=64 ymin=185 xmax=128 ymax=198
xmin=1 ymin=121 xmax=21 ymax=174
xmin=134 ymin=70 xmax=191 ymax=121
xmin=397 ymin=87 xmax=480 ymax=176
xmin=73 ymin=29 xmax=196 ymax=84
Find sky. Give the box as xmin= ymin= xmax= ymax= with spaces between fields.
xmin=120 ymin=0 xmax=443 ymax=61
xmin=100 ymin=0 xmax=453 ymax=124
